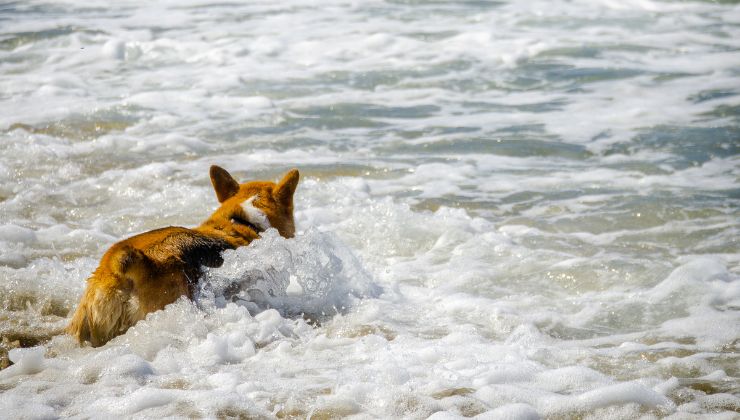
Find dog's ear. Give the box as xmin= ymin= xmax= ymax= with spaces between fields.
xmin=210 ymin=165 xmax=240 ymax=203
xmin=274 ymin=169 xmax=299 ymax=207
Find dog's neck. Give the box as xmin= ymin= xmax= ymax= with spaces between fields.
xmin=194 ymin=218 xmax=254 ymax=249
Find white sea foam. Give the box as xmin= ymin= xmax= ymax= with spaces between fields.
xmin=0 ymin=0 xmax=738 ymax=417
xmin=201 ymin=228 xmax=379 ymax=318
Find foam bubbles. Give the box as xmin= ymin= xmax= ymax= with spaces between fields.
xmin=0 ymin=0 xmax=738 ymax=417
xmin=102 ymin=39 xmax=126 ymax=60
xmin=202 ymin=228 xmax=379 ymax=319
xmin=6 ymin=346 xmax=45 ymax=376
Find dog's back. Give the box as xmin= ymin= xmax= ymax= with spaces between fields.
xmin=66 ymin=228 xmax=231 ymax=346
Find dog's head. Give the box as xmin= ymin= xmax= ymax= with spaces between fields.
xmin=203 ymin=165 xmax=299 ymax=244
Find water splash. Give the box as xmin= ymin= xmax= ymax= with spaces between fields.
xmin=200 ymin=228 xmax=380 ymax=320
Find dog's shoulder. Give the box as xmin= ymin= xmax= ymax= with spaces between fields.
xmin=120 ymin=227 xmax=233 ymax=269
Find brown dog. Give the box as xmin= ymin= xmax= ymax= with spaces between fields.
xmin=67 ymin=166 xmax=299 ymax=347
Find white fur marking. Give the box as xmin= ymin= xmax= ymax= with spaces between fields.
xmin=127 ymin=295 xmax=140 ymax=318
xmin=241 ymin=195 xmax=271 ymax=231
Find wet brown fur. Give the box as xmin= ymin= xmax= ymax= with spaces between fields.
xmin=67 ymin=166 xmax=299 ymax=347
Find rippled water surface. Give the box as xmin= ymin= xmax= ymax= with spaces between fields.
xmin=1 ymin=0 xmax=739 ymax=418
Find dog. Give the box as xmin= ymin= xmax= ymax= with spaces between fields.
xmin=67 ymin=166 xmax=299 ymax=347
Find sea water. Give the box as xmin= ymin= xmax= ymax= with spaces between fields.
xmin=0 ymin=0 xmax=738 ymax=418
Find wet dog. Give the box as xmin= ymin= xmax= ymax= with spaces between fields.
xmin=67 ymin=166 xmax=299 ymax=347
